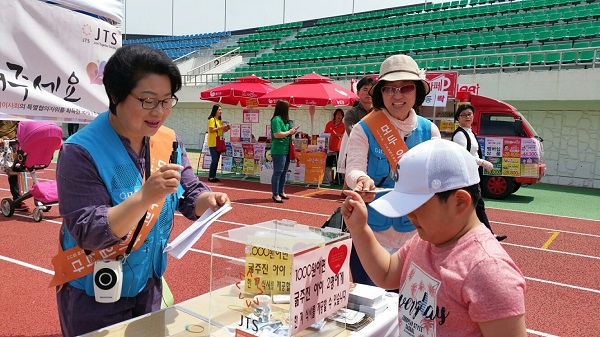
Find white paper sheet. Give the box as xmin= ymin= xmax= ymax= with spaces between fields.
xmin=163 ymin=205 xmax=232 ymax=259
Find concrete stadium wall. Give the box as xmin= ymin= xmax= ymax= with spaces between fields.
xmin=165 ymin=67 xmax=600 ymax=189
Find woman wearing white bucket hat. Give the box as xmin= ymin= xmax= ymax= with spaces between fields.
xmin=344 ymin=54 xmax=441 ymax=286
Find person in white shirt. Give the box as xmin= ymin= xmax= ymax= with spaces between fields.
xmin=452 ymin=104 xmax=507 ymax=241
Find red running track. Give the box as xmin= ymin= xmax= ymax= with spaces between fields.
xmin=1 ymin=168 xmax=599 ymax=336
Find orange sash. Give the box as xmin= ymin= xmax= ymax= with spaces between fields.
xmin=361 ymin=109 xmax=409 ymax=166
xmin=49 ymin=127 xmax=176 ymax=288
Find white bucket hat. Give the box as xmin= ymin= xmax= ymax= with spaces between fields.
xmin=370 ymin=139 xmax=480 ymax=218
xmin=369 ymin=54 xmax=430 ymax=96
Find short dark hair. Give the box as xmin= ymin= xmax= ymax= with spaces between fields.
xmin=371 ymin=80 xmax=428 ymax=111
xmin=435 ymin=183 xmax=480 ymax=207
xmin=103 ymin=44 xmax=182 ymax=115
xmin=333 ymin=108 xmax=344 ymax=120
xmin=356 ymin=76 xmax=376 ymax=91
xmin=455 ymin=103 xmax=475 ymax=122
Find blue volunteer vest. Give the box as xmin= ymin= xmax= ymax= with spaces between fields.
xmin=61 ymin=111 xmax=183 ymax=297
xmin=358 ymin=115 xmax=431 ymax=232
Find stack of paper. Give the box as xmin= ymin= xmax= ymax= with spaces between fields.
xmin=347 ymin=283 xmax=388 ymax=318
xmin=163 ymin=205 xmax=232 ymax=259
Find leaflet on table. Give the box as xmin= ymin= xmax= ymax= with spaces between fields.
xmin=163 ymin=205 xmax=232 ymax=259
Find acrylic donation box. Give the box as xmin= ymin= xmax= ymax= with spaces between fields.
xmin=208 ymin=220 xmax=352 ymax=336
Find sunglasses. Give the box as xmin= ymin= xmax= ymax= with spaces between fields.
xmin=381 ymin=84 xmax=416 ymax=96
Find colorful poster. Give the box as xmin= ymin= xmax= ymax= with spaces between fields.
xmin=296 ymin=152 xmax=327 ymax=184
xmin=439 ymin=120 xmax=456 ymax=132
xmin=501 ymin=157 xmax=520 ymax=176
xmin=521 ymin=157 xmax=539 ymax=177
xmin=502 ymin=138 xmax=521 ymax=158
xmin=231 ymin=143 xmax=244 ymax=158
xmin=485 ymin=156 xmax=503 ymax=176
xmin=253 ymin=158 xmax=262 ymax=175
xmin=241 ymin=124 xmax=252 ymax=143
xmin=230 ymin=124 xmax=241 ymax=143
xmin=242 ymin=143 xmax=255 ymax=159
xmin=243 ymin=109 xmax=260 ymax=123
xmin=253 ymin=143 xmax=266 ymax=160
xmin=288 ymin=162 xmax=306 ymax=183
xmin=242 ymin=159 xmax=255 ymax=175
xmin=290 ymin=239 xmax=352 ymax=335
xmin=232 ymin=157 xmax=244 ymax=173
xmin=221 ymin=156 xmax=232 ymax=172
xmin=224 ymin=142 xmax=233 ymax=156
xmin=521 ymin=138 xmax=539 ymax=158
xmin=483 ymin=138 xmax=503 ymax=158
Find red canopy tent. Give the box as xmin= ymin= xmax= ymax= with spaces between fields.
xmin=200 ymin=74 xmax=275 ymax=107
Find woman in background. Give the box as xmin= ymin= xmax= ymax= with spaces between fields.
xmin=269 ymin=100 xmax=299 ymax=203
xmin=324 ymin=108 xmax=345 ymax=184
xmin=207 ymin=104 xmax=229 ymax=182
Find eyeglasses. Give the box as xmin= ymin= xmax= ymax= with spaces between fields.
xmin=381 ymin=84 xmax=416 ymax=96
xmin=459 ymin=113 xmax=474 ymax=118
xmin=129 ymin=93 xmax=178 ymax=110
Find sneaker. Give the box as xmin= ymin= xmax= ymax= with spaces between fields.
xmin=14 ymin=202 xmax=29 ymax=212
xmin=495 ymin=234 xmax=507 ymax=242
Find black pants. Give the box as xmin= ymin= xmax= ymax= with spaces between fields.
xmin=476 ymin=187 xmax=493 ymax=234
xmin=8 ymin=174 xmax=20 ymax=200
xmin=67 ymin=123 xmax=79 ymax=136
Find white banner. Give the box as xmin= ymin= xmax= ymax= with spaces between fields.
xmin=0 ymin=0 xmax=121 ymax=122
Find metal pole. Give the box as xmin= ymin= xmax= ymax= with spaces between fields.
xmin=224 ymin=0 xmax=227 ymax=31
xmin=352 ymin=0 xmax=355 ymax=15
xmin=283 ymin=0 xmax=286 ymax=23
xmin=171 ymin=0 xmax=174 ymax=36
xmin=123 ymin=0 xmax=126 ymax=39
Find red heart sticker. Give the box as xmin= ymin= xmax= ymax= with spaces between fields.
xmin=328 ymin=245 xmax=348 ymax=275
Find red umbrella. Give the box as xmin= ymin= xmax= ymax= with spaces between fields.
xmin=258 ymin=73 xmax=357 ymax=135
xmin=200 ymin=74 xmax=275 ymax=107
xmin=257 ymin=73 xmax=357 ymax=107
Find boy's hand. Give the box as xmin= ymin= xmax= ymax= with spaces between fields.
xmin=341 ymin=190 xmax=368 ymax=231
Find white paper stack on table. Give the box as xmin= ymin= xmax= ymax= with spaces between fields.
xmin=347 ymin=283 xmax=389 ymax=318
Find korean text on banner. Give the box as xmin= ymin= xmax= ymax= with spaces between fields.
xmin=0 ymin=0 xmax=120 ymax=122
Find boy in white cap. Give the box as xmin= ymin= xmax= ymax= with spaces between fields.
xmin=341 ymin=139 xmax=526 ymax=337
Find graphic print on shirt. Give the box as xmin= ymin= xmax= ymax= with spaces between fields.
xmin=398 ymin=262 xmax=446 ymax=337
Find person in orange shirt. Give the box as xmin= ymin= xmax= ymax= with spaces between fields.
xmin=324 ymin=108 xmax=345 ymax=184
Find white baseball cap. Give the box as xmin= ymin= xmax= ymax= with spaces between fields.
xmin=370 ymin=139 xmax=480 ymax=218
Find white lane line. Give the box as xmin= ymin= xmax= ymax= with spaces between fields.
xmin=502 ymin=242 xmax=600 ymax=260
xmin=488 ymin=206 xmax=600 ymax=223
xmin=525 ymin=276 xmax=600 ymax=294
xmin=0 ymin=255 xmax=54 ymax=274
xmin=494 ymin=221 xmax=600 ymax=238
xmin=526 ymin=329 xmax=559 ymax=337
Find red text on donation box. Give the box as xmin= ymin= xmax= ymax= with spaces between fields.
xmin=290 ymin=239 xmax=352 ymax=334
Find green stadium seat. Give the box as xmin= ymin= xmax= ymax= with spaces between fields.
xmin=583 ymin=26 xmax=600 ymax=38
xmin=561 ymin=51 xmax=577 ymax=64
xmin=577 ymin=50 xmax=595 ymax=63
xmin=573 ymin=41 xmax=590 ymax=49
xmin=544 ymin=52 xmax=561 ymax=65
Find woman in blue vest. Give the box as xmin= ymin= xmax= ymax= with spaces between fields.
xmin=54 ymin=44 xmax=230 ymax=337
xmin=344 ymin=55 xmax=441 ymax=286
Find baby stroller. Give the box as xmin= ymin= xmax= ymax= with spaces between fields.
xmin=1 ymin=121 xmax=63 ymax=222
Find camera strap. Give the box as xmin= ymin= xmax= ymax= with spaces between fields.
xmin=123 ymin=137 xmax=151 ymax=259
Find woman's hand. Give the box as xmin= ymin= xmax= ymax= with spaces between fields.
xmin=140 ymin=164 xmax=183 ymax=205
xmin=482 ymin=160 xmax=494 ymax=172
xmin=195 ymin=191 xmax=231 ymax=216
xmin=353 ymin=176 xmax=376 ymax=203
